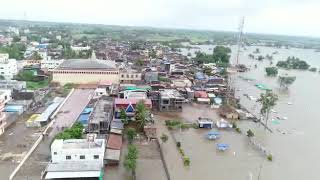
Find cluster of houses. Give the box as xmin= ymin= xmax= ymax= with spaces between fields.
xmin=0 ymin=25 xmax=244 ymax=180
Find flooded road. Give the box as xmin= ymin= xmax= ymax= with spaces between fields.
xmin=178 ymin=45 xmax=320 ymax=180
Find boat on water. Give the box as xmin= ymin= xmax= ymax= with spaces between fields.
xmin=217 ymin=143 xmax=229 ymax=151
xmin=207 ymin=131 xmax=220 ymax=140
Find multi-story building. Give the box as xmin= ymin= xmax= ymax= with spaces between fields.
xmin=159 ymin=89 xmax=185 ymax=111
xmin=42 ymin=136 xmax=105 ymax=179
xmin=0 ymin=53 xmax=18 ymax=80
xmin=119 ymin=69 xmax=142 ymax=83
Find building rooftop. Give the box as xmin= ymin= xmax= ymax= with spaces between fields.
xmin=52 ymin=139 xmax=105 ymax=150
xmin=56 ymin=59 xmax=116 ymax=70
xmin=90 ymin=98 xmax=113 ymax=124
xmin=159 ymin=89 xmax=184 ymax=99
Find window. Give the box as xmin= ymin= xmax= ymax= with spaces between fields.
xmin=80 ymin=155 xmax=85 ymax=159
xmin=94 ymin=155 xmax=99 ymax=159
xmin=53 ymin=152 xmax=57 ymax=155
xmin=121 ymin=74 xmax=124 ymax=78
xmin=66 ymin=155 xmax=71 ymax=160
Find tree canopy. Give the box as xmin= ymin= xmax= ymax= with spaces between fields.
xmin=265 ymin=67 xmax=278 ymax=76
xmin=0 ymin=43 xmax=26 ymax=60
xmin=276 ymin=56 xmax=310 ymax=70
xmin=257 ymin=91 xmax=278 ymax=129
xmin=278 ymin=76 xmax=296 ymax=89
xmin=194 ymin=46 xmax=231 ymax=65
xmin=124 ymin=144 xmax=139 ymax=180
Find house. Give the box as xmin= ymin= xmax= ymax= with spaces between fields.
xmin=159 ymin=89 xmax=184 ymax=111
xmin=42 ymin=135 xmax=105 ymax=179
xmin=95 ymin=80 xmax=113 ymax=97
xmin=114 ymin=98 xmax=152 ymax=118
xmin=52 ymin=58 xmax=119 ymax=85
xmin=87 ymin=97 xmax=114 ymax=134
xmin=105 ymin=134 xmax=122 ymax=165
xmin=197 ymin=117 xmax=214 ymax=128
xmin=119 ymin=69 xmax=142 ymax=83
xmin=0 ymin=53 xmax=18 ymax=80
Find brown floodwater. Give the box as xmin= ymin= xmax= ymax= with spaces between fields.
xmin=178 ymin=45 xmax=320 ymax=180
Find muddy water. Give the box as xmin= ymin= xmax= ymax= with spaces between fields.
xmin=178 ymin=45 xmax=320 ymax=180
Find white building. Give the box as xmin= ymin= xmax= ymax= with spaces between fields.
xmin=0 ymin=53 xmax=18 ymax=80
xmin=43 ymin=136 xmax=105 ymax=179
xmin=41 ymin=59 xmax=65 ymax=71
xmin=71 ymin=46 xmax=91 ymax=52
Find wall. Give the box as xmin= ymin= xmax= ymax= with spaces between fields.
xmin=52 ymin=71 xmax=120 ymax=85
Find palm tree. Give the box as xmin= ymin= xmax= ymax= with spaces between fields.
xmin=257 ymin=91 xmax=278 ymax=129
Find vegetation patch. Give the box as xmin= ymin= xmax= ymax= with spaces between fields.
xmin=55 ymin=122 xmax=84 ymax=140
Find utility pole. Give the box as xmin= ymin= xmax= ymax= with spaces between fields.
xmin=236 ymin=16 xmax=245 ymax=65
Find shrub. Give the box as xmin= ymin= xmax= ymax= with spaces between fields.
xmin=247 ymin=129 xmax=254 ymax=137
xmin=183 ymin=156 xmax=190 ymax=166
xmin=160 ymin=133 xmax=169 ymax=143
xmin=235 ymin=127 xmax=242 ymax=133
xmin=267 ymin=154 xmax=273 ymax=161
xmin=176 ymin=142 xmax=181 ymax=148
xmin=179 ymin=148 xmax=185 ymax=156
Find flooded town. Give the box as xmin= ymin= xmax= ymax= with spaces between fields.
xmin=1 ymin=1 xmax=320 ymax=180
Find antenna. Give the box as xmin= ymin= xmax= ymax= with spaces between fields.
xmin=236 ymin=16 xmax=245 ymax=65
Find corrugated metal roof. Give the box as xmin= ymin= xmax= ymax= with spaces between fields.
xmin=57 ymin=59 xmax=116 ymax=70
xmin=107 ymin=134 xmax=122 ymax=150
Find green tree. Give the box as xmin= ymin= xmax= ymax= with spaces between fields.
xmin=278 ymin=76 xmax=296 ymax=89
xmin=124 ymin=145 xmax=139 ymax=180
xmin=135 ymin=59 xmax=144 ymax=67
xmin=135 ymin=101 xmax=148 ymax=129
xmin=30 ymin=51 xmax=43 ymax=60
xmin=212 ymin=46 xmax=231 ymax=64
xmin=265 ymin=67 xmax=278 ymax=76
xmin=257 ymin=91 xmax=278 ymax=129
xmin=120 ymin=109 xmax=129 ymax=124
xmin=13 ymin=36 xmax=21 ymax=42
xmin=16 ymin=70 xmax=35 ymax=81
xmin=126 ymin=128 xmax=137 ymax=144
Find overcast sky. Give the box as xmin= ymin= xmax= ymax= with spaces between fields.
xmin=1 ymin=0 xmax=320 ymax=37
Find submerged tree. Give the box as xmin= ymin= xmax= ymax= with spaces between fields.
xmin=124 ymin=145 xmax=139 ymax=180
xmin=278 ymin=76 xmax=296 ymax=89
xmin=257 ymin=91 xmax=278 ymax=129
xmin=160 ymin=133 xmax=169 ymax=143
xmin=265 ymin=67 xmax=278 ymax=77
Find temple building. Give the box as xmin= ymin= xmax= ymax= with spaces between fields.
xmin=52 ymin=52 xmax=119 ymax=85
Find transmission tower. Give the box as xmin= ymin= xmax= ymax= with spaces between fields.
xmin=236 ymin=16 xmax=245 ymax=65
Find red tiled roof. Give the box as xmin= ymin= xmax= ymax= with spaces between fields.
xmin=107 ymin=134 xmax=123 ymax=150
